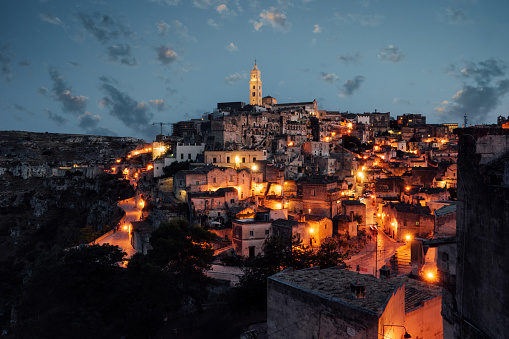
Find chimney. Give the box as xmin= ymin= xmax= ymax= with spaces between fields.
xmin=350 ymin=281 xmax=366 ymax=299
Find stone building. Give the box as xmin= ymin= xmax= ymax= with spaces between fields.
xmin=267 ymin=267 xmax=442 ymax=339
xmin=288 ymin=177 xmax=343 ymax=218
xmin=380 ymin=203 xmax=434 ymax=241
xmin=173 ymin=166 xmax=264 ymax=202
xmin=188 ymin=187 xmax=239 ymax=226
xmin=442 ymin=128 xmax=509 ymax=338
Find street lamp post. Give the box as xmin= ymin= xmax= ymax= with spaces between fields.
xmin=382 ymin=324 xmax=411 ymax=338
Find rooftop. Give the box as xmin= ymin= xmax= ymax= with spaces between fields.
xmin=270 ymin=267 xmax=403 ymax=316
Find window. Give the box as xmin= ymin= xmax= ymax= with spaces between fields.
xmin=252 ymin=92 xmax=255 ymax=96
xmin=213 ymin=177 xmax=216 ymax=183
xmin=227 ymin=156 xmax=230 ymax=163
xmin=265 ymin=229 xmax=270 ymax=237
xmin=311 ymin=189 xmax=315 ymax=196
xmin=213 ymin=157 xmax=217 ymax=163
xmin=196 ymin=181 xmax=199 ymax=185
xmin=253 ymin=157 xmax=256 ymax=162
xmin=442 ymin=252 xmax=449 ymax=262
xmin=230 ymin=175 xmax=234 ymax=181
xmin=252 ymin=85 xmax=255 ymax=89
xmin=188 ymin=153 xmax=191 ymax=159
xmin=242 ymin=157 xmax=246 ymax=163
xmin=230 ymin=199 xmax=235 ymax=203
xmin=249 ymin=231 xmax=254 ymax=237
xmin=181 ymin=154 xmax=184 ymax=160
xmin=416 ymin=221 xmax=420 ymax=226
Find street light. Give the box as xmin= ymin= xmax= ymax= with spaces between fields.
xmin=383 ymin=324 xmax=411 ymax=338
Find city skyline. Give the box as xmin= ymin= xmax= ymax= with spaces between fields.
xmin=1 ymin=0 xmax=509 ymax=140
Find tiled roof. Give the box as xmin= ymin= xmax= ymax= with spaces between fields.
xmin=434 ymin=204 xmax=456 ymax=216
xmin=270 ymin=267 xmax=403 ymax=316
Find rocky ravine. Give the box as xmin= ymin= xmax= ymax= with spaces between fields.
xmin=0 ymin=131 xmax=144 ymax=331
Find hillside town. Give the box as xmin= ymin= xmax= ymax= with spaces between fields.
xmin=2 ymin=62 xmax=509 ymax=338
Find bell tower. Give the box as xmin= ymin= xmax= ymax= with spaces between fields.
xmin=249 ymin=60 xmax=262 ymax=106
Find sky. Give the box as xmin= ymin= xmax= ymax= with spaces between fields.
xmin=1 ymin=0 xmax=509 ymax=141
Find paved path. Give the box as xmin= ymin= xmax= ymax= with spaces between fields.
xmin=345 ymin=196 xmax=405 ymax=277
xmin=97 ymin=197 xmax=140 ymax=260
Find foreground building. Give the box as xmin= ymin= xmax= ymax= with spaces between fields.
xmin=267 ymin=267 xmax=442 ymax=339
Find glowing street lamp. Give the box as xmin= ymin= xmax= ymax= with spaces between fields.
xmin=252 ymin=165 xmax=258 ymax=171
xmin=405 ymin=234 xmax=412 ymax=242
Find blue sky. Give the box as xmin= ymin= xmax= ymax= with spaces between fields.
xmin=1 ymin=0 xmax=509 ymax=141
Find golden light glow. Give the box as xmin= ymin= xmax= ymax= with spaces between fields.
xmin=147 ymin=164 xmax=153 ymax=170
xmin=123 ymin=225 xmax=128 ymax=230
xmin=111 ymin=167 xmax=116 ymax=172
xmin=139 ymin=200 xmax=145 ymax=209
xmin=405 ymin=234 xmax=412 ymax=242
xmin=308 ymin=208 xmax=311 ymax=214
xmin=123 ymin=168 xmax=129 ymax=175
xmin=357 ymin=171 xmax=364 ymax=179
xmin=309 ymin=228 xmax=314 ymax=234
xmin=406 ymin=186 xmax=411 ymax=191
xmin=116 ymin=159 xmax=121 ymax=163
xmin=377 ymin=213 xmax=381 ymax=217
xmin=287 ymin=141 xmax=294 ymax=147
xmin=252 ymin=165 xmax=258 ymax=171
xmin=331 ymin=132 xmax=336 ymax=136
xmin=425 ymin=271 xmax=436 ymax=281
xmin=347 ymin=122 xmax=353 ymax=129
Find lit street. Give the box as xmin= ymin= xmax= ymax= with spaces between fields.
xmin=96 ymin=197 xmax=140 ymax=260
xmin=345 ymin=196 xmax=405 ymax=277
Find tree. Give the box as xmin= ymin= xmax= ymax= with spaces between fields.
xmin=145 ymin=219 xmax=216 ymax=312
xmin=352 ymin=213 xmax=363 ymax=225
xmin=314 ymin=237 xmax=348 ymax=268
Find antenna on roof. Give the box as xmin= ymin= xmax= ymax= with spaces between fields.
xmin=464 ymin=112 xmax=468 ymax=128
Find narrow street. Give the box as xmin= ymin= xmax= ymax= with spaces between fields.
xmin=96 ymin=197 xmax=140 ymax=259
xmin=345 ymin=196 xmax=405 ymax=277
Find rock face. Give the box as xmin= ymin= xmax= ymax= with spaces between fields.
xmin=0 ymin=131 xmax=141 ymax=330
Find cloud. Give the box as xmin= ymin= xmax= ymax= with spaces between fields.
xmin=0 ymin=44 xmax=15 ymax=82
xmin=44 ymin=108 xmax=67 ymax=126
xmin=207 ymin=19 xmax=219 ymax=29
xmin=18 ymin=59 xmax=30 ymax=66
xmin=193 ymin=0 xmax=213 ymax=9
xmin=149 ymin=99 xmax=166 ymax=111
xmin=341 ymin=75 xmax=365 ymax=96
xmin=378 ymin=45 xmax=404 ymax=63
xmin=335 ymin=13 xmax=383 ymax=27
xmin=216 ymin=4 xmax=236 ymax=17
xmin=438 ymin=8 xmax=467 ymax=24
xmin=338 ymin=51 xmax=361 ymax=64
xmin=48 ymin=68 xmax=88 ymax=114
xmin=77 ymin=12 xmax=133 ymax=45
xmin=78 ymin=111 xmax=101 ymax=129
xmin=393 ymin=98 xmax=412 ymax=105
xmin=320 ymin=72 xmax=339 ymax=84
xmin=252 ymin=7 xmax=291 ymax=32
xmin=38 ymin=87 xmax=48 ymax=96
xmin=224 ymin=72 xmax=246 ymax=86
xmin=39 ymin=13 xmax=63 ymax=25
xmin=78 ymin=111 xmax=118 ymax=135
xmin=226 ymin=42 xmax=238 ymax=52
xmin=459 ymin=59 xmax=506 ymax=86
xmin=437 ymin=59 xmax=509 ymax=124
xmin=14 ymin=104 xmax=35 ymax=116
xmin=149 ymin=0 xmax=180 ymax=5
xmin=106 ymin=44 xmax=137 ymax=66
xmin=99 ymin=79 xmax=156 ymax=138
xmin=156 ymin=45 xmax=178 ymax=65
xmin=157 ymin=21 xmax=170 ymax=35
xmin=312 ymin=24 xmax=321 ymax=33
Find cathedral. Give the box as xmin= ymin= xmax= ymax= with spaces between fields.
xmin=249 ymin=61 xmax=262 ymax=106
